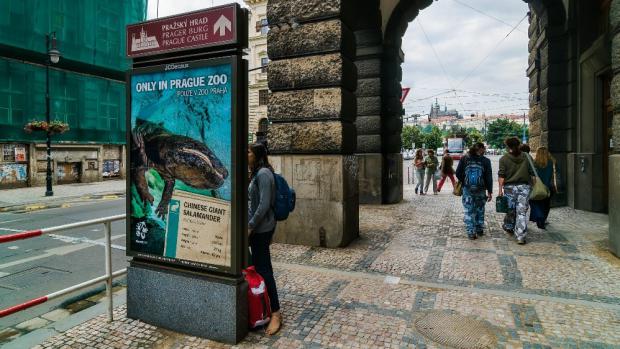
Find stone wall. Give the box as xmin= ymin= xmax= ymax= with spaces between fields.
xmin=526 ymin=4 xmax=574 ymax=205
xmin=354 ymin=29 xmax=384 ymax=204
xmin=609 ymin=0 xmax=620 ymax=256
xmin=266 ymin=0 xmax=359 ymax=247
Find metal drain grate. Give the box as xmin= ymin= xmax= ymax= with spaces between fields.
xmin=414 ymin=311 xmax=497 ymax=349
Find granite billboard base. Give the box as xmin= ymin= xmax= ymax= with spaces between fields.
xmin=127 ymin=261 xmax=248 ymax=345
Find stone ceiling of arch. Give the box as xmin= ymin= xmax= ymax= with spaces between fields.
xmin=379 ymin=0 xmax=567 ymax=36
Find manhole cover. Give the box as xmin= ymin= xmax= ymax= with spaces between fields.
xmin=414 ymin=311 xmax=497 ymax=349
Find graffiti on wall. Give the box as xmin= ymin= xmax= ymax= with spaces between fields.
xmin=103 ymin=160 xmax=121 ymax=178
xmin=0 ymin=164 xmax=28 ymax=184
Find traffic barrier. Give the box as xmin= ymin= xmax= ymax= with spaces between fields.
xmin=0 ymin=214 xmax=126 ymax=321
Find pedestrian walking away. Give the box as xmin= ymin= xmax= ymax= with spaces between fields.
xmin=414 ymin=149 xmax=426 ymax=195
xmin=456 ymin=142 xmax=493 ymax=239
xmin=423 ymin=149 xmax=439 ymax=195
xmin=437 ymin=151 xmax=456 ymax=192
xmin=529 ymin=146 xmax=557 ymax=229
xmin=498 ymin=137 xmax=536 ymax=244
xmin=248 ymin=142 xmax=282 ymax=335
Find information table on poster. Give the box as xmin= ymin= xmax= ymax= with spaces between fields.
xmin=165 ymin=191 xmax=231 ymax=267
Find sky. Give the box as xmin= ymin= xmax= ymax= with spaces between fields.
xmin=400 ymin=0 xmax=530 ymax=117
xmin=147 ymin=0 xmax=530 ymax=117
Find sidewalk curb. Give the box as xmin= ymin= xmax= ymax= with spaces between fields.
xmin=1 ymin=290 xmax=127 ymax=349
xmin=0 ymin=191 xmax=126 ymax=213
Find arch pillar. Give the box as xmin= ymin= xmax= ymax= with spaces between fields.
xmin=266 ymin=0 xmax=359 ymax=247
xmin=608 ymin=0 xmax=620 ymax=256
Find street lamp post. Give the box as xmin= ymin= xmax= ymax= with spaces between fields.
xmin=45 ymin=32 xmax=61 ymax=197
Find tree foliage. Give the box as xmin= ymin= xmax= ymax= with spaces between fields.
xmin=401 ymin=124 xmax=443 ymax=150
xmin=486 ymin=118 xmax=526 ymax=149
xmin=424 ymin=125 xmax=444 ymax=150
xmin=465 ymin=128 xmax=485 ymax=147
xmin=402 ymin=125 xmax=424 ymax=149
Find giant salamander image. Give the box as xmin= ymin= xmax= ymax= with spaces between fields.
xmin=131 ymin=119 xmax=229 ymax=218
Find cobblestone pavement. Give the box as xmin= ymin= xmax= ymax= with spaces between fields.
xmin=35 ymin=185 xmax=620 ymax=348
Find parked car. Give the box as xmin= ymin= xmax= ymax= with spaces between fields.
xmin=436 ymin=148 xmax=444 ymax=156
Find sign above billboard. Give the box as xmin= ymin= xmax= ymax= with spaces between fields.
xmin=127 ymin=4 xmax=241 ymax=57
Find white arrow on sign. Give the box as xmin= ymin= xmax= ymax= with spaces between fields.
xmin=214 ymin=15 xmax=232 ymax=37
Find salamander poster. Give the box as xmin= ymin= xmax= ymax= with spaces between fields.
xmin=128 ymin=59 xmax=233 ymax=270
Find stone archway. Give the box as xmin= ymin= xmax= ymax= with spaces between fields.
xmin=265 ymin=0 xmax=606 ymax=248
xmin=356 ymin=0 xmax=573 ymax=206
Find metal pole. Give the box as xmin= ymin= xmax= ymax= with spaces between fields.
xmin=45 ymin=34 xmax=53 ymax=197
xmin=522 ymin=112 xmax=527 ymax=143
xmin=407 ymin=166 xmax=410 ymax=185
xmin=104 ymin=221 xmax=113 ymax=322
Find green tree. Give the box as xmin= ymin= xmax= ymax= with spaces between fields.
xmin=423 ymin=125 xmax=444 ymax=150
xmin=486 ymin=119 xmax=524 ymax=149
xmin=401 ymin=125 xmax=424 ymax=150
xmin=465 ymin=128 xmax=485 ymax=147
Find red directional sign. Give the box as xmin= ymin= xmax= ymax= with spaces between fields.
xmin=127 ymin=4 xmax=239 ymax=57
xmin=401 ymin=88 xmax=411 ymax=103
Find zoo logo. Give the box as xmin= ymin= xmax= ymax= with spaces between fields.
xmin=136 ymin=221 xmax=148 ymax=240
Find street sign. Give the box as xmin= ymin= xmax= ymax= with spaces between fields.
xmin=126 ymin=4 xmax=241 ymax=57
xmin=401 ymin=87 xmax=411 ymax=103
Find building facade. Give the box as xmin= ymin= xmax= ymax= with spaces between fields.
xmin=0 ymin=0 xmax=146 ymax=188
xmin=244 ymin=0 xmax=269 ymax=144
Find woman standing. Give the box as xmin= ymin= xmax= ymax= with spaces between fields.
xmin=498 ymin=137 xmax=536 ymax=244
xmin=437 ymin=152 xmax=456 ymax=193
xmin=424 ymin=149 xmax=439 ymax=195
xmin=248 ymin=143 xmax=281 ymax=335
xmin=414 ymin=149 xmax=426 ymax=195
xmin=529 ymin=147 xmax=556 ymax=229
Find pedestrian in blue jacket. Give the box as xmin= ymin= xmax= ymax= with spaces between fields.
xmin=456 ymin=142 xmax=493 ymax=239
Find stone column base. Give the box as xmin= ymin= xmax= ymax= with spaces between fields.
xmin=383 ymin=153 xmax=403 ymax=204
xmin=270 ymin=154 xmax=359 ymax=247
xmin=127 ymin=261 xmax=248 ymax=344
xmin=358 ymin=153 xmax=382 ymax=205
xmin=609 ymin=154 xmax=620 ymax=257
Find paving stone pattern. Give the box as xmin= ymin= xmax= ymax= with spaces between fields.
xmin=35 ymin=187 xmax=620 ymax=348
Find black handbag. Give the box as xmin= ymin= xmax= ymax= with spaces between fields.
xmin=496 ymin=195 xmax=509 ymax=213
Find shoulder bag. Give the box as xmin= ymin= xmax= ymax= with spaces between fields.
xmin=526 ymin=154 xmax=550 ymax=200
xmin=453 ymin=181 xmax=463 ymax=196
xmin=496 ymin=195 xmax=509 ymax=213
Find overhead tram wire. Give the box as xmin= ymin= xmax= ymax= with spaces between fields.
xmin=410 ymin=89 xmax=455 ymax=103
xmin=449 ymin=0 xmax=527 ymax=34
xmin=416 ymin=18 xmax=468 ymax=116
xmin=456 ymin=13 xmax=529 ymax=89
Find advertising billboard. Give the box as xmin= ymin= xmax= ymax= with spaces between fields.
xmin=127 ymin=57 xmax=243 ymax=274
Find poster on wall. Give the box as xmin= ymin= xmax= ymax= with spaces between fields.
xmin=14 ymin=146 xmax=26 ymax=162
xmin=127 ymin=57 xmax=240 ymax=273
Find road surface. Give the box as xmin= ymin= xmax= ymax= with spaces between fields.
xmin=0 ymin=199 xmax=126 ymax=328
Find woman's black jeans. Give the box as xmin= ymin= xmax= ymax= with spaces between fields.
xmin=249 ymin=230 xmax=280 ymax=312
